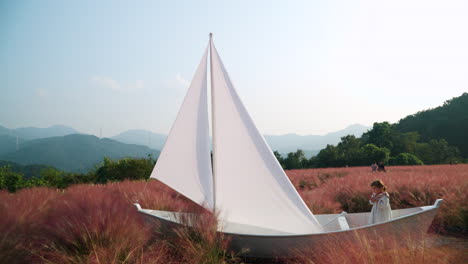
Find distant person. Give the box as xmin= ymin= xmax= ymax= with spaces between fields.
xmin=369 ymin=180 xmax=392 ymax=224
xmin=378 ymin=161 xmax=386 ymax=172
xmin=371 ymin=162 xmax=378 ymax=172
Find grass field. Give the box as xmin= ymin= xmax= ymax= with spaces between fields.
xmin=1 ymin=165 xmax=466 ymax=263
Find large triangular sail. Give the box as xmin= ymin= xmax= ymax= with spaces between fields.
xmin=150 ymin=47 xmax=214 ymax=210
xmin=151 ymin=37 xmax=322 ymax=234
xmin=210 ymin=39 xmax=322 ymax=234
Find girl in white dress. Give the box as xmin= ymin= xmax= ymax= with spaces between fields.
xmin=369 ymin=179 xmax=392 ymax=224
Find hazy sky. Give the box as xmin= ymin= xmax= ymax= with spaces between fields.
xmin=1 ymin=0 xmax=467 ymax=137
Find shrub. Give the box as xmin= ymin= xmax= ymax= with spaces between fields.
xmin=95 ymin=157 xmax=155 ymax=183
xmin=0 ymin=166 xmax=24 ymax=193
xmin=389 ymin=153 xmax=424 ymax=166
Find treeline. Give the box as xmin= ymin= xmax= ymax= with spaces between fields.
xmin=0 ymin=157 xmax=156 ymax=192
xmin=275 ymin=121 xmax=464 ymax=170
xmin=2 ymin=93 xmax=466 ymax=190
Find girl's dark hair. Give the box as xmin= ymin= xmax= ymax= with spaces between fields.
xmin=370 ymin=179 xmax=387 ymax=192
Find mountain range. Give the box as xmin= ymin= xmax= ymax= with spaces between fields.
xmin=264 ymin=124 xmax=369 ymax=157
xmin=110 ymin=124 xmax=370 ymax=158
xmin=1 ymin=93 xmax=466 ymax=173
xmin=0 ymin=124 xmax=80 ymax=140
xmin=110 ymin=129 xmax=167 ymax=151
xmin=0 ymin=124 xmax=369 ymax=171
xmin=0 ymin=134 xmax=159 ymax=173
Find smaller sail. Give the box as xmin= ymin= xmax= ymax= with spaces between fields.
xmin=150 ymin=47 xmax=213 ymax=210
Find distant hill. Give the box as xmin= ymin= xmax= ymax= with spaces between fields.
xmin=0 ymin=134 xmax=160 ymax=172
xmin=0 ymin=160 xmax=55 ymax=179
xmin=264 ymin=124 xmax=370 ymax=157
xmin=396 ymin=92 xmax=468 ymax=157
xmin=112 ymin=124 xmax=370 ymax=158
xmin=111 ymin=129 xmax=167 ymax=151
xmin=0 ymin=125 xmax=80 ymax=140
xmin=0 ymin=135 xmax=27 ymax=156
xmin=0 ymin=125 xmax=11 ymax=136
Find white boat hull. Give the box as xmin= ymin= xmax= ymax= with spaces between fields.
xmin=135 ymin=199 xmax=442 ymax=258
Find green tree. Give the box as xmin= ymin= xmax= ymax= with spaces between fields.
xmin=59 ymin=173 xmax=92 ymax=188
xmin=362 ymin=122 xmax=396 ymax=151
xmin=284 ymin=150 xmax=308 ymax=169
xmin=336 ymin=135 xmax=362 ymax=166
xmin=273 ymin=151 xmax=285 ymax=168
xmin=96 ymin=157 xmax=155 ymax=183
xmin=392 ymin=132 xmax=420 ymax=155
xmin=415 ymin=139 xmax=461 ymax=164
xmin=0 ymin=166 xmax=24 ymax=192
xmin=360 ymin=144 xmax=390 ymax=165
xmin=389 ymin=153 xmax=424 ymax=165
xmin=23 ymin=177 xmax=46 ymax=188
xmin=314 ymin=145 xmax=342 ymax=168
xmin=40 ymin=167 xmax=64 ymax=188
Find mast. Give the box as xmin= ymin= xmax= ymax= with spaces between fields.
xmin=209 ymin=32 xmax=216 ymax=212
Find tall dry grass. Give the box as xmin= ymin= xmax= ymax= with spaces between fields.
xmin=0 ymin=164 xmax=466 ymax=263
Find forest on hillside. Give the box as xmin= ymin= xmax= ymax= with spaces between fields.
xmin=276 ymin=93 xmax=468 ymax=169
xmin=396 ymin=92 xmax=468 ymax=157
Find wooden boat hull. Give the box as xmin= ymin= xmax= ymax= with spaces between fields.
xmin=135 ymin=199 xmax=442 ymax=258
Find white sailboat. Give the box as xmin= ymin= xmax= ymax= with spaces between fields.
xmin=134 ymin=34 xmax=443 ymax=258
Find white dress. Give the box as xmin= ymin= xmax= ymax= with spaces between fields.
xmin=369 ymin=192 xmax=392 ymax=224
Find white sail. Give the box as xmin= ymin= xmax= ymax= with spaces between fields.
xmin=150 ymin=47 xmax=214 ymax=210
xmin=210 ymin=40 xmax=322 ymax=234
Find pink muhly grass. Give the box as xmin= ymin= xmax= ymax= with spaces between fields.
xmin=288 ymin=164 xmax=468 ymax=236
xmin=166 ymin=208 xmax=237 ymax=263
xmin=290 ymin=231 xmax=465 ymax=264
xmin=1 ymin=165 xmax=465 ymax=263
xmin=0 ymin=187 xmax=60 ymax=263
xmin=97 ymin=180 xmax=236 ymax=262
xmin=108 ymin=180 xmax=199 ymax=212
xmin=36 ymin=184 xmax=155 ymax=264
xmin=0 ymin=180 xmax=235 ymax=263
